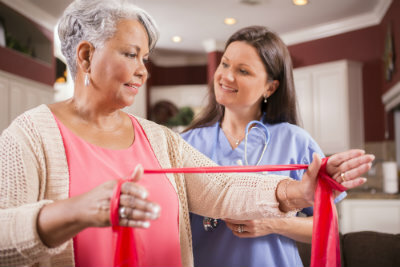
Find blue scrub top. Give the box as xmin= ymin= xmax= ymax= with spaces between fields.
xmin=181 ymin=119 xmax=346 ymax=267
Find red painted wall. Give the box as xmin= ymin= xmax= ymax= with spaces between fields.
xmin=288 ymin=0 xmax=400 ymax=142
xmin=149 ymin=64 xmax=207 ymax=86
xmin=207 ymin=51 xmax=223 ymax=84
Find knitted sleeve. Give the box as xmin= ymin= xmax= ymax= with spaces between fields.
xmin=177 ymin=137 xmax=296 ymax=219
xmin=0 ymin=115 xmax=68 ymax=266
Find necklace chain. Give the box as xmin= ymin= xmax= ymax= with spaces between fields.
xmin=222 ymin=127 xmax=244 ymax=146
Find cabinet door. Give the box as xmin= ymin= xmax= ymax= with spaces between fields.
xmin=0 ymin=75 xmax=9 ymax=133
xmin=9 ymin=81 xmax=30 ymax=122
xmin=312 ymin=66 xmax=349 ymax=153
xmin=9 ymin=78 xmax=54 ymax=122
xmin=294 ymin=71 xmax=315 ymax=137
xmin=294 ymin=60 xmax=363 ymax=155
xmin=339 ymin=199 xmax=400 ymax=234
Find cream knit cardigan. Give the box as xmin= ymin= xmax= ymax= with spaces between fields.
xmin=0 ymin=105 xmax=294 ymax=267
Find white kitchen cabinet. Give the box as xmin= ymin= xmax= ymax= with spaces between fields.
xmin=293 ymin=60 xmax=364 ymax=154
xmin=0 ymin=74 xmax=9 ymax=132
xmin=0 ymin=70 xmax=55 ymax=133
xmin=338 ymin=199 xmax=400 ymax=234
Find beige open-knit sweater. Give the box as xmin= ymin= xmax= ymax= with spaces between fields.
xmin=0 ymin=104 xmax=294 ymax=267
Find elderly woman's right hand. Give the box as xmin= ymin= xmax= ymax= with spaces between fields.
xmin=81 ymin=164 xmax=161 ymax=228
xmin=37 ymin=165 xmax=160 ymax=248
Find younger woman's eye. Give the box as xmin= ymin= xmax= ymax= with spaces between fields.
xmin=239 ymin=69 xmax=249 ymax=75
xmin=221 ymin=62 xmax=229 ymax=68
xmin=125 ymin=53 xmax=137 ymax=58
xmin=143 ymin=58 xmax=149 ymax=64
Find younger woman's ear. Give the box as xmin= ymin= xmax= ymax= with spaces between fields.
xmin=76 ymin=41 xmax=94 ymax=72
xmin=265 ymin=80 xmax=280 ymax=98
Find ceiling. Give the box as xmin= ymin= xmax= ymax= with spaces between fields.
xmin=3 ymin=0 xmax=392 ymax=53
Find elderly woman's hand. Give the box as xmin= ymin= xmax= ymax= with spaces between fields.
xmin=117 ymin=165 xmax=161 ymax=228
xmin=79 ymin=164 xmax=160 ymax=228
xmin=37 ymin=165 xmax=160 ymax=248
xmin=326 ymin=149 xmax=373 ymax=189
xmin=278 ymin=150 xmax=374 ymax=211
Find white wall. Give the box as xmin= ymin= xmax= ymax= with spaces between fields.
xmin=123 ymin=84 xmax=147 ymax=118
xmin=150 ymin=84 xmax=208 ymax=112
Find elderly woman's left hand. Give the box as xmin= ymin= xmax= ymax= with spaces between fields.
xmin=279 ymin=149 xmax=374 ymax=211
xmin=326 ymin=149 xmax=374 ymax=189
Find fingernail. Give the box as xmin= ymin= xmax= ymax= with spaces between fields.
xmin=131 ymin=164 xmax=143 ymax=177
xmin=141 ymin=191 xmax=148 ymax=199
xmin=152 ymin=205 xmax=160 ymax=214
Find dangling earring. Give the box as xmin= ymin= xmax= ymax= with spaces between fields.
xmin=264 ymin=96 xmax=268 ymax=103
xmin=84 ymin=73 xmax=90 ymax=86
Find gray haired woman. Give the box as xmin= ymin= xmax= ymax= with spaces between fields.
xmin=0 ymin=0 xmax=374 ymax=266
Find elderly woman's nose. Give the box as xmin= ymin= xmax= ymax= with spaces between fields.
xmin=134 ymin=62 xmax=148 ymax=78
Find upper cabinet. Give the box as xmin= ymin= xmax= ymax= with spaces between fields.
xmin=0 ymin=3 xmax=56 ymax=133
xmin=293 ymin=60 xmax=364 ymax=155
xmin=0 ymin=2 xmax=55 ymax=86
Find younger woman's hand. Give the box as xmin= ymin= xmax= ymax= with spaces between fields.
xmin=224 ymin=218 xmax=275 ymax=238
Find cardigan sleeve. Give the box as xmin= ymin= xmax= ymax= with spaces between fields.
xmin=0 ymin=116 xmax=68 ymax=266
xmin=171 ymin=130 xmax=298 ymax=220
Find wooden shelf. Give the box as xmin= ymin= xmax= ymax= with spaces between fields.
xmin=0 ymin=45 xmax=54 ymax=86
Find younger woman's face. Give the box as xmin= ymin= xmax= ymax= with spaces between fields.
xmin=214 ymin=41 xmax=271 ymax=112
xmin=89 ymin=19 xmax=149 ymax=109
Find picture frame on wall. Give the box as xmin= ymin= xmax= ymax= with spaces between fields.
xmin=383 ymin=23 xmax=395 ymax=82
xmin=0 ymin=17 xmax=6 ymax=47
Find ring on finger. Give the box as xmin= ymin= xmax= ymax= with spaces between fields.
xmin=119 ymin=206 xmax=128 ymax=219
xmin=340 ymin=172 xmax=346 ymax=182
xmin=237 ymin=224 xmax=244 ymax=233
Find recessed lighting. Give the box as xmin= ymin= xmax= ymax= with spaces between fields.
xmin=171 ymin=36 xmax=182 ymax=43
xmin=224 ymin=17 xmax=237 ymax=25
xmin=293 ymin=0 xmax=308 ymax=6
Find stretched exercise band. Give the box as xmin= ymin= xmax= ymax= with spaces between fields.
xmin=111 ymin=157 xmax=345 ymax=267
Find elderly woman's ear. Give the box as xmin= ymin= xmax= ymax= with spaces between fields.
xmin=77 ymin=41 xmax=95 ymax=72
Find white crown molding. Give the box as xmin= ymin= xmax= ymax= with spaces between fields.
xmin=202 ymin=38 xmax=225 ymax=53
xmin=382 ymin=81 xmax=400 ymax=112
xmin=282 ymin=0 xmax=392 ymax=46
xmin=1 ymin=0 xmax=57 ymax=31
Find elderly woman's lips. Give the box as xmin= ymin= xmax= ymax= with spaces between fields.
xmin=124 ymin=83 xmax=140 ymax=93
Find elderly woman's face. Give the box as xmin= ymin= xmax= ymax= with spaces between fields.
xmin=89 ymin=19 xmax=149 ymax=108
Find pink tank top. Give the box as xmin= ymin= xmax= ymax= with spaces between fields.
xmin=54 ymin=115 xmax=181 ymax=267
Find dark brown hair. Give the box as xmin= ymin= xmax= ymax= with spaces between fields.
xmin=184 ymin=26 xmax=299 ymax=132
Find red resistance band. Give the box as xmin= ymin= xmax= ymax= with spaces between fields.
xmin=110 ymin=157 xmax=346 ymax=267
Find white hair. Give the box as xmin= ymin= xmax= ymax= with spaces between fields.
xmin=58 ymin=0 xmax=159 ymax=79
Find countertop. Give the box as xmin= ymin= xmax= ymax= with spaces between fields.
xmin=346 ymin=191 xmax=400 ymax=199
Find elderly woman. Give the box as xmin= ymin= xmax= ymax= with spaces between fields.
xmin=0 ymin=0 xmax=373 ymax=266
